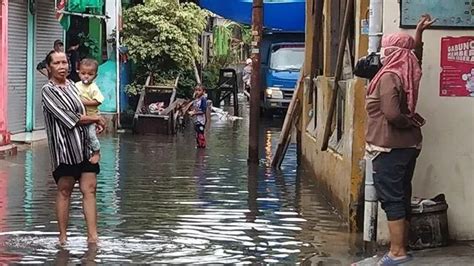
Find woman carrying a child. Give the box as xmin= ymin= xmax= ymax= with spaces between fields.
xmin=41 ymin=50 xmax=105 ymax=245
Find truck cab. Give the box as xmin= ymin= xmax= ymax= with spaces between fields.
xmin=260 ymin=32 xmax=305 ymax=115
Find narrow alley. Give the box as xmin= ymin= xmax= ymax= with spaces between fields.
xmin=0 ymin=111 xmax=357 ymax=264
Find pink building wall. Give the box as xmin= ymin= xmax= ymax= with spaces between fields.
xmin=0 ymin=1 xmax=9 ymax=146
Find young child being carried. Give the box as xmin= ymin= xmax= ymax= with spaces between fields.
xmin=76 ymin=58 xmax=104 ymax=164
xmin=189 ymin=85 xmax=208 ymax=149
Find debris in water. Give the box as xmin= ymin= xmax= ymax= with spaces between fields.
xmin=211 ymin=107 xmax=243 ymax=121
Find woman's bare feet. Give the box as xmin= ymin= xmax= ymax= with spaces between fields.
xmin=58 ymin=234 xmax=68 ymax=246
xmin=89 ymin=152 xmax=100 ymax=164
xmin=87 ymin=234 xmax=99 ymax=244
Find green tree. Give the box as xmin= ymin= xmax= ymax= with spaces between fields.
xmin=202 ymin=21 xmax=251 ymax=89
xmin=123 ymin=0 xmax=207 ymax=96
xmin=212 ymin=20 xmax=251 ymax=66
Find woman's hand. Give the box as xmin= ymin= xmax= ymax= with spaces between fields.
xmin=416 ymin=14 xmax=436 ymax=32
xmin=96 ymin=124 xmax=105 ymax=134
xmin=96 ymin=116 xmax=106 ymax=127
xmin=94 ymin=116 xmax=106 ymax=134
xmin=414 ymin=14 xmax=436 ymax=63
xmin=410 ymin=113 xmax=426 ymax=127
xmin=79 ymin=114 xmax=103 ymax=126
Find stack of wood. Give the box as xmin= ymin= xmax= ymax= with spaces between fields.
xmin=272 ymin=76 xmax=303 ymax=169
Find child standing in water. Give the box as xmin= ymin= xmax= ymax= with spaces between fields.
xmin=189 ymin=85 xmax=208 ymax=148
xmin=76 ymin=58 xmax=104 ymax=163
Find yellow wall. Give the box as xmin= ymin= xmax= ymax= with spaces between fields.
xmin=381 ymin=0 xmax=474 ymax=240
xmin=301 ymin=78 xmax=358 ymax=217
xmin=300 ymin=0 xmax=369 ymax=232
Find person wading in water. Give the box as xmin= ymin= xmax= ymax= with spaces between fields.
xmin=42 ymin=50 xmax=106 ymax=245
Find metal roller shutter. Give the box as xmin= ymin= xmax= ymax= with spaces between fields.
xmin=34 ymin=0 xmax=64 ymax=129
xmin=7 ymin=0 xmax=28 ymax=134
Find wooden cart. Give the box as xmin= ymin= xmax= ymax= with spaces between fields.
xmin=133 ymin=74 xmax=180 ymax=135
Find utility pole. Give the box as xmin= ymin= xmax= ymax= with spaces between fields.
xmin=248 ymin=0 xmax=263 ymax=164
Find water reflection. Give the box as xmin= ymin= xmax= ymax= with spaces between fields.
xmin=54 ymin=243 xmax=98 ymax=266
xmin=24 ymin=150 xmax=33 ymax=227
xmin=0 ymin=115 xmax=355 ymax=264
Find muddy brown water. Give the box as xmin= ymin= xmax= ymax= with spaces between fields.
xmin=0 ymin=113 xmax=356 ymax=264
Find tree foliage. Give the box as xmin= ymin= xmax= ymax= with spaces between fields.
xmin=212 ymin=21 xmax=251 ymax=66
xmin=202 ymin=21 xmax=251 ymax=90
xmin=122 ymin=0 xmax=208 ymax=73
xmin=213 ymin=21 xmax=236 ymax=58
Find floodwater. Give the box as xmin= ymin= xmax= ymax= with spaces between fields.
xmin=0 ymin=111 xmax=357 ymax=264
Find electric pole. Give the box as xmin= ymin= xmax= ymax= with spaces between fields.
xmin=248 ymin=0 xmax=263 ymax=164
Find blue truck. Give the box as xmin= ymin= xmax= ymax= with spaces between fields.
xmin=260 ymin=31 xmax=305 ymax=114
xmin=198 ymin=0 xmax=306 ymax=114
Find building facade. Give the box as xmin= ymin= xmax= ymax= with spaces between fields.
xmin=379 ymin=0 xmax=474 ymax=241
xmin=0 ymin=0 xmax=123 ymax=143
xmin=299 ymin=0 xmax=368 ymax=233
xmin=300 ymin=0 xmax=474 ymax=240
xmin=2 ymin=0 xmax=64 ymax=136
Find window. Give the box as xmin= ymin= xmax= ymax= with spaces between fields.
xmin=305 ymin=77 xmax=318 ymax=136
xmin=270 ymin=46 xmax=305 ymax=71
xmin=328 ymin=80 xmax=347 ymax=152
xmin=313 ymin=78 xmax=318 ymax=128
xmin=336 ymin=83 xmax=346 ymax=141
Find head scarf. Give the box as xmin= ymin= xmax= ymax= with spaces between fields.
xmin=367 ymin=32 xmax=422 ymax=114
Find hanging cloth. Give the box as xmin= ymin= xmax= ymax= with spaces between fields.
xmin=68 ymin=0 xmax=104 ymax=14
xmin=56 ymin=0 xmax=71 ymax=30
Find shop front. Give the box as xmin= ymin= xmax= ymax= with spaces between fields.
xmin=7 ymin=0 xmax=28 ymax=134
xmin=33 ymin=0 xmax=65 ymax=130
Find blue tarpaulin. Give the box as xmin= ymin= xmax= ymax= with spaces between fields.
xmin=199 ymin=0 xmax=305 ymax=32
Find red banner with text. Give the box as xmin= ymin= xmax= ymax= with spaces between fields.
xmin=440 ymin=36 xmax=474 ymax=97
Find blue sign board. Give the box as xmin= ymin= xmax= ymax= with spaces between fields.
xmin=400 ymin=0 xmax=474 ymax=28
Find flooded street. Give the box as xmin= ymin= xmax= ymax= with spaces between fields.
xmin=0 ymin=110 xmax=357 ymax=264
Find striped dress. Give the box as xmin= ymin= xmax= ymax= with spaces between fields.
xmin=42 ymin=80 xmax=91 ymax=171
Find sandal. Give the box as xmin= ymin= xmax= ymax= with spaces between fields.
xmin=378 ymin=253 xmax=413 ymax=265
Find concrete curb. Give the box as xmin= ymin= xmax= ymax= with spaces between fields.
xmin=353 ymin=242 xmax=474 ymax=266
xmin=0 ymin=144 xmax=17 ymax=158
xmin=11 ymin=130 xmax=47 ymax=144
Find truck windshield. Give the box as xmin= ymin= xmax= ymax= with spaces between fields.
xmin=270 ymin=47 xmax=305 ymax=71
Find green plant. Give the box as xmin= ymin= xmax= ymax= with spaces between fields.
xmin=125 ymin=67 xmax=196 ymax=100
xmin=123 ymin=0 xmax=206 ymax=104
xmin=78 ymin=32 xmax=100 ymax=58
xmin=122 ymin=0 xmax=208 ymax=74
xmin=202 ymin=59 xmax=221 ymax=89
xmin=200 ymin=22 xmax=251 ymax=90
xmin=213 ymin=20 xmax=236 ymax=57
xmin=241 ymin=25 xmax=252 ymax=44
xmin=125 ymin=82 xmax=144 ymax=96
xmin=212 ymin=21 xmax=252 ymax=66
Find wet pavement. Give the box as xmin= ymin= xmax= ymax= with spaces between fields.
xmin=0 ymin=111 xmax=358 ymax=264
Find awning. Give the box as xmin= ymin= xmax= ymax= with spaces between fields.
xmin=55 ymin=0 xmax=109 ymax=30
xmin=199 ymin=0 xmax=305 ymax=32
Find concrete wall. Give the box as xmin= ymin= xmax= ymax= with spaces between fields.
xmin=301 ymin=78 xmax=363 ymax=220
xmin=299 ymin=0 xmax=369 ymax=231
xmin=105 ymin=0 xmax=119 ymax=59
xmin=381 ymin=0 xmax=474 ymax=240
